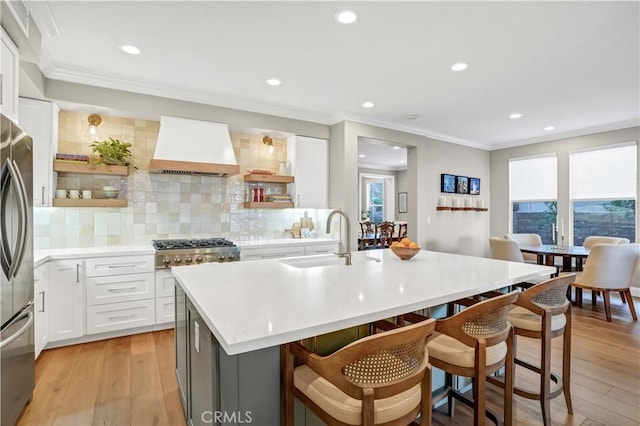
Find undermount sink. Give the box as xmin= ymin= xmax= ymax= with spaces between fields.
xmin=279 ymin=255 xmax=380 ymax=269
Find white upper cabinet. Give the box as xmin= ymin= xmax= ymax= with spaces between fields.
xmin=19 ymin=97 xmax=59 ymax=206
xmin=1 ymin=28 xmax=20 ymax=123
xmin=287 ymin=135 xmax=328 ymax=209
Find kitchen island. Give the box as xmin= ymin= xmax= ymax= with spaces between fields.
xmin=172 ymin=249 xmax=555 ymax=425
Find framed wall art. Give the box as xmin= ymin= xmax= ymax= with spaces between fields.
xmin=441 ymin=174 xmax=456 ymax=193
xmin=469 ymin=177 xmax=481 ymax=195
xmin=456 ymin=176 xmax=469 ymax=194
xmin=398 ymin=192 xmax=407 ymax=213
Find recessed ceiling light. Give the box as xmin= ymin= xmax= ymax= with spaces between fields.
xmin=266 ymin=78 xmax=281 ymax=86
xmin=544 ymin=126 xmax=555 ymax=131
xmin=509 ymin=113 xmax=523 ymax=119
xmin=400 ymin=160 xmax=406 ymax=164
xmin=393 ymin=146 xmax=401 ymax=150
xmin=358 ymin=154 xmax=366 ymax=158
xmin=121 ymin=44 xmax=140 ymax=55
xmin=335 ymin=10 xmax=358 ymax=24
xmin=362 ymin=101 xmax=375 ymax=108
xmin=451 ymin=63 xmax=468 ymax=72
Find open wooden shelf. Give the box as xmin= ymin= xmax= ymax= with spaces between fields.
xmin=243 ymin=173 xmax=294 ymax=184
xmin=53 ymin=161 xmax=128 ymax=176
xmin=438 ymin=206 xmax=488 ymax=212
xmin=53 ymin=199 xmax=127 ymax=208
xmin=243 ymin=201 xmax=294 ymax=209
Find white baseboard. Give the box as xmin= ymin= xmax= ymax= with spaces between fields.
xmin=631 ymin=287 xmax=639 ymax=298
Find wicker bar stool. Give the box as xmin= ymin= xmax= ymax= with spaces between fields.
xmin=283 ymin=318 xmax=436 ymax=425
xmin=487 ymin=274 xmax=575 ymax=426
xmin=426 ymin=291 xmax=518 ymax=426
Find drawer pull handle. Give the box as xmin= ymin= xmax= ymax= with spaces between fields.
xmin=108 ymin=314 xmax=137 ymax=320
xmin=107 ymin=287 xmax=138 ymax=292
xmin=107 ymin=264 xmax=140 ymax=269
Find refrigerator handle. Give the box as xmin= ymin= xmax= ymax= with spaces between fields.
xmin=0 ymin=159 xmax=13 ymax=278
xmin=0 ymin=309 xmax=33 ymax=350
xmin=8 ymin=159 xmax=28 ymax=278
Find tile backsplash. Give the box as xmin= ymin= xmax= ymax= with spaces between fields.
xmin=34 ymin=112 xmax=335 ymax=249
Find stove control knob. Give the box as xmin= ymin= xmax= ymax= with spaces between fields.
xmin=162 ymin=257 xmax=172 ymax=267
xmin=218 ymin=255 xmax=226 ymax=262
xmin=195 ymin=255 xmax=203 ymax=263
xmin=174 ymin=257 xmax=182 ymax=264
xmin=227 ymin=254 xmax=236 ymax=261
xmin=185 ymin=256 xmax=193 ymax=264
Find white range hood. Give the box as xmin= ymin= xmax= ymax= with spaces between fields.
xmin=149 ymin=116 xmax=240 ymax=176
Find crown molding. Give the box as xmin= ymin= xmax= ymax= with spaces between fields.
xmin=489 ymin=119 xmax=640 ymax=151
xmin=25 ymin=1 xmax=60 ymax=38
xmin=332 ymin=112 xmax=491 ymax=151
xmin=41 ymin=65 xmax=334 ymax=125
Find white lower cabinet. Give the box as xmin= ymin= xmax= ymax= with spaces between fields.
xmin=85 ymin=255 xmax=155 ymax=335
xmin=155 ymin=270 xmax=175 ymax=324
xmin=34 ymin=264 xmax=48 ymax=358
xmin=87 ymin=299 xmax=155 ymax=334
xmin=240 ymin=245 xmax=305 ymax=261
xmin=305 ymin=243 xmax=339 ymax=255
xmin=48 ymin=260 xmax=85 ymax=342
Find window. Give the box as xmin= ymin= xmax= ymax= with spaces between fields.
xmin=366 ymin=181 xmax=384 ymax=223
xmin=509 ymin=155 xmax=557 ymax=244
xmin=360 ymin=174 xmax=395 ymax=223
xmin=570 ymin=144 xmax=636 ymax=245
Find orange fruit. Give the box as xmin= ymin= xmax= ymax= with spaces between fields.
xmin=391 ymin=241 xmax=402 ymax=247
xmin=408 ymin=242 xmax=419 ymax=249
xmin=401 ymin=238 xmax=411 ymax=247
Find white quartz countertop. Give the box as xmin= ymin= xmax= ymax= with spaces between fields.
xmin=34 ymin=245 xmax=154 ymax=267
xmin=236 ymin=238 xmax=338 ymax=249
xmin=32 ymin=238 xmax=339 ymax=267
xmin=172 ymin=249 xmax=555 ymax=355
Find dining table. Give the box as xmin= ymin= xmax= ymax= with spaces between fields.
xmin=519 ymin=244 xmax=590 ymax=272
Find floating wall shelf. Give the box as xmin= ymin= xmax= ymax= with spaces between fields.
xmin=52 ymin=199 xmax=127 ymax=208
xmin=53 ymin=161 xmax=129 ymax=176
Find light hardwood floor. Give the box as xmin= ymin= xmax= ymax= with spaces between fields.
xmin=17 ymin=295 xmax=639 ymax=426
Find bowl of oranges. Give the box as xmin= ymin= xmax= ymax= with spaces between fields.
xmin=389 ymin=238 xmax=421 ymax=260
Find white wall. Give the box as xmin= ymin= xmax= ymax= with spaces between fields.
xmin=331 ymin=121 xmax=491 ymax=256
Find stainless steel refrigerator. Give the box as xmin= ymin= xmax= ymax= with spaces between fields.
xmin=1 ymin=114 xmax=34 ymax=426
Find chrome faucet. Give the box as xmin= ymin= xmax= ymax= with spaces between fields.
xmin=326 ymin=209 xmax=352 ymax=265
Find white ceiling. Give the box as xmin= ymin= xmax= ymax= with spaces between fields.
xmin=25 ymin=1 xmax=640 ymax=162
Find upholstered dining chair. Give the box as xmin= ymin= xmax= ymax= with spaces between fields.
xmin=427 ymin=291 xmax=519 ymax=426
xmin=505 ymin=233 xmax=543 ymax=263
xmin=397 ymin=223 xmax=408 ymax=242
xmin=571 ymin=243 xmax=639 ymax=322
xmin=487 ymin=274 xmax=576 ymax=426
xmin=581 ymin=236 xmax=631 ymax=304
xmin=283 ymin=318 xmax=436 ymax=426
xmin=359 ymin=221 xmax=375 ymax=250
xmin=490 ymin=237 xmax=526 ymax=263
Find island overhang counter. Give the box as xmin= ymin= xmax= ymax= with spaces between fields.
xmin=171 ymin=249 xmax=554 ymax=425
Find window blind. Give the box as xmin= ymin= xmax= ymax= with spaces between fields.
xmin=509 ymin=155 xmax=557 ymax=201
xmin=570 ymin=144 xmax=637 ymax=199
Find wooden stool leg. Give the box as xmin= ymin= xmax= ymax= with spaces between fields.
xmin=540 ymin=320 xmax=552 ymax=426
xmin=563 ymin=308 xmax=573 ymax=414
xmin=591 ymin=290 xmax=598 ymax=306
xmin=445 ymin=372 xmax=455 ymax=417
xmin=603 ymin=291 xmax=613 ymax=322
xmin=473 ymin=349 xmax=487 ymax=426
xmin=623 ymin=290 xmax=637 ymax=320
xmin=620 ymin=291 xmax=627 ymax=304
xmin=504 ymin=328 xmax=514 ymax=426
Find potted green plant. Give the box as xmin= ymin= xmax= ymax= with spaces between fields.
xmin=89 ymin=138 xmax=135 ymax=168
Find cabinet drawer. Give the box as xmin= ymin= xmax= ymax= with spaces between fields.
xmin=240 ymin=246 xmax=305 ymax=261
xmin=305 ymin=243 xmax=339 ymax=255
xmin=85 ymin=255 xmax=154 ymax=277
xmin=156 ymin=296 xmax=175 ymax=324
xmin=86 ymin=299 xmax=155 ymax=335
xmin=155 ymin=270 xmax=175 ymax=298
xmin=87 ymin=272 xmax=155 ymax=306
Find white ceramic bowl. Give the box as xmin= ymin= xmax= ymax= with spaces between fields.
xmin=103 ymin=190 xmax=119 ymax=199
